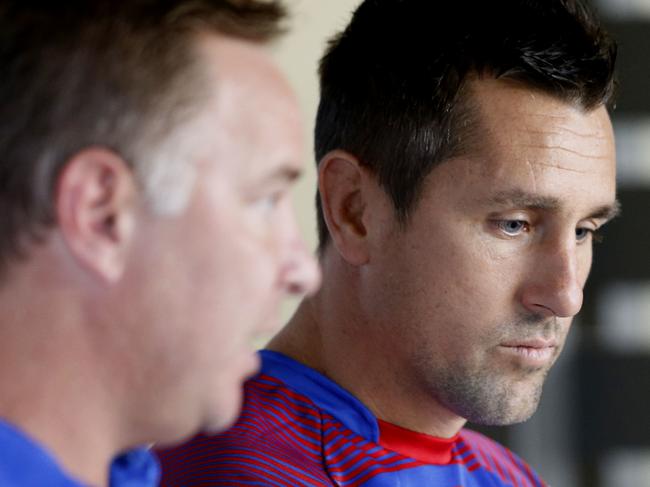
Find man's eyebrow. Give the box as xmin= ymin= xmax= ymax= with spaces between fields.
xmin=485 ymin=189 xmax=621 ymax=222
xmin=588 ymin=200 xmax=621 ymax=222
xmin=262 ymin=166 xmax=302 ymax=184
xmin=487 ymin=189 xmax=561 ymax=211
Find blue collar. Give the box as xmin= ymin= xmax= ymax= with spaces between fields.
xmin=0 ymin=419 xmax=160 ymax=487
xmin=259 ymin=350 xmax=380 ymax=442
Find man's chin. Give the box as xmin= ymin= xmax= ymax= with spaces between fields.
xmin=201 ymin=399 xmax=243 ymax=436
xmin=468 ymin=404 xmax=539 ymax=427
xmin=201 ymin=373 xmax=253 ymax=435
xmin=169 ymin=353 xmax=261 ymax=439
xmin=243 ymin=350 xmax=262 ymax=379
xmin=463 ymin=386 xmax=543 ymax=426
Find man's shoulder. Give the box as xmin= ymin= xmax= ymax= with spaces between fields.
xmin=457 ymin=428 xmax=545 ymax=486
xmin=0 ymin=419 xmax=160 ymax=487
xmin=157 ymin=374 xmax=332 ymax=486
xmin=0 ymin=420 xmax=83 ymax=487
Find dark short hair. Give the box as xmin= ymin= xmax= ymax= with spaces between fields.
xmin=314 ymin=0 xmax=617 ymax=251
xmin=0 ymin=0 xmax=286 ymax=271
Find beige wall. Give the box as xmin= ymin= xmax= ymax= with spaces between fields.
xmin=270 ymin=0 xmax=363 ymax=319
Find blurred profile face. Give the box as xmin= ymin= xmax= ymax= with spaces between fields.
xmin=364 ymin=79 xmax=617 ymax=426
xmin=126 ymin=34 xmax=320 ymax=441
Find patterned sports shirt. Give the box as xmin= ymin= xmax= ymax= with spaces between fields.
xmin=158 ymin=350 xmax=546 ymax=486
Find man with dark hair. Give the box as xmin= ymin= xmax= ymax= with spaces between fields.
xmin=158 ymin=0 xmax=619 ymax=485
xmin=0 ymin=1 xmax=320 ymax=486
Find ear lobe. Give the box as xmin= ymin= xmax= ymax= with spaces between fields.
xmin=55 ymin=147 xmax=138 ymax=283
xmin=318 ymin=150 xmax=370 ymax=266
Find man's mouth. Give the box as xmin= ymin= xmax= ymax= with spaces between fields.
xmin=498 ymin=338 xmax=558 ymax=366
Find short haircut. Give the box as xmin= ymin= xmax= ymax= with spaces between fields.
xmin=314 ymin=0 xmax=617 ymax=251
xmin=0 ymin=0 xmax=286 ymax=271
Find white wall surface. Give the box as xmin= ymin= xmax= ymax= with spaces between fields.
xmin=270 ymin=0 xmax=363 ymax=319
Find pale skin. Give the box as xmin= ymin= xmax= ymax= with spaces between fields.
xmin=0 ymin=34 xmax=319 ymax=486
xmin=271 ymin=78 xmax=618 ymax=439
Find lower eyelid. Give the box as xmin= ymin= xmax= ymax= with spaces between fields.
xmin=488 ymin=220 xmax=529 ymax=237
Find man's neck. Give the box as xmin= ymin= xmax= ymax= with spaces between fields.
xmin=0 ymin=348 xmax=120 ymax=486
xmin=269 ymin=280 xmax=466 ymax=439
xmin=0 ymin=272 xmax=126 ymax=487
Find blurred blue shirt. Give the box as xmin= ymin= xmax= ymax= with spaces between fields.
xmin=0 ymin=419 xmax=159 ymax=487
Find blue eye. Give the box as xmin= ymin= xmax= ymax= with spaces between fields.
xmin=576 ymin=227 xmax=602 ymax=243
xmin=497 ymin=220 xmax=529 ymax=236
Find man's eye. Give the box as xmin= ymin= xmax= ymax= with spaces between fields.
xmin=253 ymin=194 xmax=280 ymax=213
xmin=496 ymin=220 xmax=530 ymax=236
xmin=576 ymin=227 xmax=603 ymax=243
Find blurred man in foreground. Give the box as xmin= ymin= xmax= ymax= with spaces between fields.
xmin=0 ymin=1 xmax=319 ymax=486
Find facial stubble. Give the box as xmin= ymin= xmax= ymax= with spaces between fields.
xmin=416 ymin=316 xmax=562 ymax=426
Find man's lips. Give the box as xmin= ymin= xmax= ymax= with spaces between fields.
xmin=500 ymin=338 xmax=558 ymax=349
xmin=498 ymin=338 xmax=558 ymax=365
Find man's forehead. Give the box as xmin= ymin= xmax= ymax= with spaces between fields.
xmin=462 ymin=82 xmax=615 ymax=178
xmin=469 ymin=78 xmax=613 ymax=133
xmin=190 ymin=33 xmax=303 ymax=175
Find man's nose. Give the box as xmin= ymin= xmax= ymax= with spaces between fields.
xmin=279 ymin=235 xmax=321 ymax=297
xmin=520 ymin=239 xmax=584 ymax=318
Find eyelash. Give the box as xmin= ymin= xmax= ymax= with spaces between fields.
xmin=494 ymin=220 xmax=604 ymax=244
xmin=576 ymin=227 xmax=604 ymax=244
xmin=495 ymin=220 xmax=530 ymax=236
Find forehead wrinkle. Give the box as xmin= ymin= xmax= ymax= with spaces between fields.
xmin=514 ymin=143 xmax=610 ymax=163
xmin=529 ymin=161 xmax=588 ymax=174
xmin=516 ymin=128 xmax=608 ymax=140
xmin=521 ymin=112 xmax=571 ymax=121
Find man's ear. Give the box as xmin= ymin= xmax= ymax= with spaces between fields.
xmin=318 ymin=150 xmax=374 ymax=266
xmin=55 ymin=147 xmax=138 ymax=283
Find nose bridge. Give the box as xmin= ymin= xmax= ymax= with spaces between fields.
xmin=555 ymin=239 xmax=580 ymax=291
xmin=523 ymin=233 xmax=583 ymax=318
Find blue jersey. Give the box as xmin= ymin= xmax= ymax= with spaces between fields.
xmin=0 ymin=419 xmax=159 ymax=487
xmin=158 ymin=351 xmax=546 ymax=486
